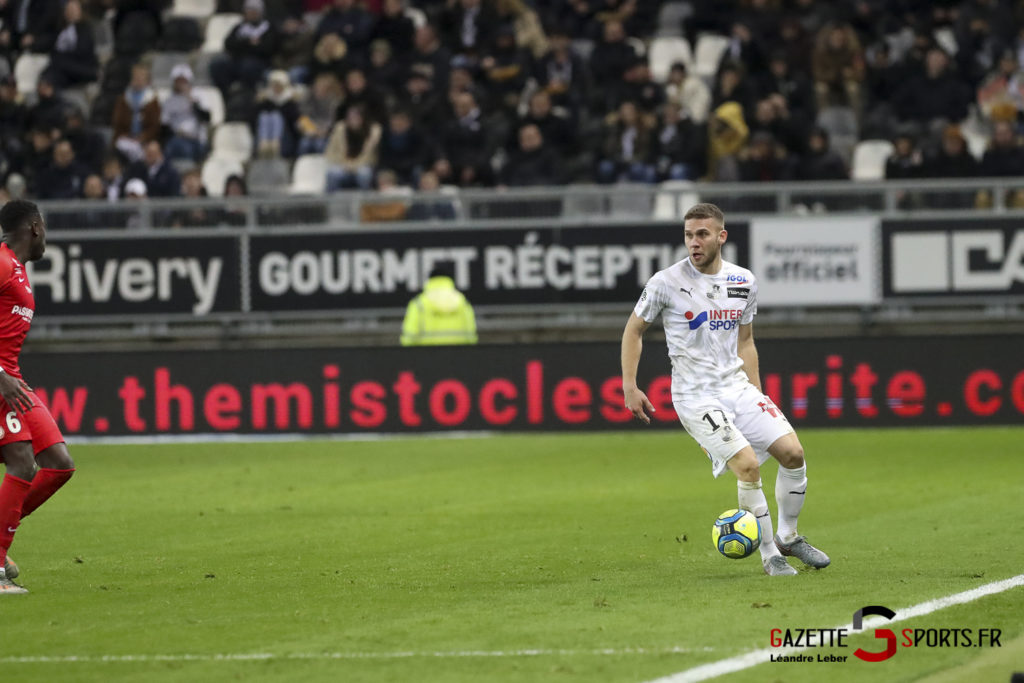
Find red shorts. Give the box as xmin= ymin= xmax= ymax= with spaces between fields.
xmin=0 ymin=389 xmax=66 ymax=454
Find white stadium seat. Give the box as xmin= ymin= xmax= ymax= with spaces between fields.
xmin=211 ymin=122 xmax=253 ymax=163
xmin=693 ymin=33 xmax=729 ymax=81
xmin=172 ymin=0 xmax=215 ymax=18
xmin=192 ymin=86 xmax=226 ymax=127
xmin=202 ymin=13 xmax=242 ymax=53
xmin=649 ymin=36 xmax=693 ymax=82
xmin=14 ymin=53 xmax=50 ymax=96
xmin=653 ymin=180 xmax=700 ymax=219
xmin=851 ymin=140 xmax=895 ymax=181
xmin=289 ymin=154 xmax=328 ymax=195
xmin=201 ymin=156 xmax=244 ymax=197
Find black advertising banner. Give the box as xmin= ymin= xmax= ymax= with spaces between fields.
xmin=248 ymin=223 xmax=751 ymax=310
xmin=883 ymin=219 xmax=1024 ymax=297
xmin=25 ymin=236 xmax=241 ymax=316
xmin=20 ymin=335 xmax=1024 ymax=438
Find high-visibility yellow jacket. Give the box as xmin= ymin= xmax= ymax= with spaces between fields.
xmin=400 ymin=276 xmax=477 ymax=345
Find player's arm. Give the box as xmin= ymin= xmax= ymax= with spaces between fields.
xmin=737 ymin=322 xmax=762 ymax=392
xmin=621 ymin=312 xmax=656 ymax=424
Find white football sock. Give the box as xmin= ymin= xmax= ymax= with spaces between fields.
xmin=737 ymin=479 xmax=779 ymax=559
xmin=775 ymin=464 xmax=807 ymax=544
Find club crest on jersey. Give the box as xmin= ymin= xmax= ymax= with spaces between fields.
xmin=706 ymin=284 xmax=722 ymax=299
xmin=685 ymin=309 xmax=742 ymax=330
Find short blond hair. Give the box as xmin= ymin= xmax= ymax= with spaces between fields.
xmin=683 ymin=202 xmax=725 ymax=227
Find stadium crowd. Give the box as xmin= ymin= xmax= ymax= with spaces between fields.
xmin=0 ymin=0 xmax=1023 ymax=213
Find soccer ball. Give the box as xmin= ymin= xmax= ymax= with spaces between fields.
xmin=712 ymin=509 xmax=761 ymax=559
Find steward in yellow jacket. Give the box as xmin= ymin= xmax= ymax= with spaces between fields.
xmin=400 ymin=267 xmax=477 ymax=345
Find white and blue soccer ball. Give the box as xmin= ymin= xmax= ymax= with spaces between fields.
xmin=712 ymin=509 xmax=761 ymax=559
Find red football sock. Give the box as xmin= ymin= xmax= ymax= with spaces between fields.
xmin=20 ymin=468 xmax=75 ymax=520
xmin=0 ymin=473 xmax=32 ymax=567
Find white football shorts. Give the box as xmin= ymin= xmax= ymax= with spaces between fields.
xmin=674 ymin=383 xmax=795 ymax=478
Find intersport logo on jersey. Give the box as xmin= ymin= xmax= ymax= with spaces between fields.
xmin=686 ymin=309 xmax=743 ymax=330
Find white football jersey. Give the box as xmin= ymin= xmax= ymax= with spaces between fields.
xmin=634 ymin=257 xmax=757 ymax=400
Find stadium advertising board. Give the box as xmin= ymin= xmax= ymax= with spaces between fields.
xmin=248 ymin=223 xmax=750 ymax=310
xmin=22 ymin=335 xmax=1023 ymax=437
xmin=883 ymin=219 xmax=1024 ymax=298
xmin=25 ymin=236 xmax=241 ymax=316
xmin=750 ymin=217 xmax=879 ymax=306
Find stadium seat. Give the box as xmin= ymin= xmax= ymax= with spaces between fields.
xmin=851 ymin=140 xmax=895 ymax=181
xmin=649 ymin=37 xmax=693 ymax=82
xmin=656 ymin=1 xmax=692 ymax=37
xmin=172 ymin=0 xmax=215 ymax=18
xmin=626 ymin=37 xmax=647 ymax=58
xmin=289 ymin=154 xmax=327 ymax=195
xmin=693 ymin=33 xmax=729 ymax=81
xmin=192 ymin=86 xmax=225 ymax=127
xmin=14 ymin=53 xmax=50 ymax=97
xmin=934 ymin=27 xmax=958 ymax=56
xmin=211 ymin=122 xmax=253 ymax=163
xmin=816 ymin=106 xmax=859 ymax=165
xmin=404 ymin=6 xmax=427 ymax=29
xmin=653 ymin=180 xmax=700 ymax=219
xmin=247 ymin=158 xmax=290 ymax=195
xmin=201 ymin=156 xmax=244 ymax=197
xmin=202 ymin=13 xmax=242 ymax=53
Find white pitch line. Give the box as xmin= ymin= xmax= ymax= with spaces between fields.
xmin=0 ymin=646 xmax=714 ymax=665
xmin=644 ymin=573 xmax=1024 ymax=683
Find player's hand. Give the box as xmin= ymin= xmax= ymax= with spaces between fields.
xmin=0 ymin=373 xmax=33 ymax=413
xmin=624 ymin=386 xmax=655 ymax=424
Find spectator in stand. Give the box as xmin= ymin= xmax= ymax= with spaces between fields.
xmin=0 ymin=75 xmax=27 ymax=171
xmin=407 ymin=170 xmax=456 ymax=221
xmin=41 ymin=0 xmax=98 ymax=89
xmin=367 ymin=39 xmax=406 ymax=97
xmin=533 ymin=26 xmax=588 ymax=119
xmin=496 ymin=0 xmax=548 ymax=60
xmin=436 ymin=91 xmax=491 ymax=187
xmin=26 ymin=74 xmax=66 ymax=135
xmin=162 ymin=64 xmax=210 ymax=163
xmin=811 ymin=22 xmax=865 ymax=114
xmin=221 ymin=174 xmax=249 ymax=226
xmin=337 ymin=67 xmax=388 ymax=125
xmin=707 ymin=101 xmax=749 ymax=181
xmin=862 ymin=42 xmax=904 ymax=139
xmin=739 ymin=131 xmax=792 ymax=182
xmin=921 ymin=124 xmax=979 ymax=209
xmin=748 ymin=95 xmax=805 ymax=156
xmin=112 ymin=62 xmax=161 ymax=163
xmin=596 ymin=100 xmax=657 ymax=184
xmin=711 ymin=61 xmax=755 ymax=119
xmin=589 ymin=20 xmax=637 ymax=92
xmin=80 ymin=173 xmax=121 ymax=229
xmin=359 ymin=169 xmax=409 ymax=222
xmin=127 ymin=140 xmax=181 ymax=197
xmin=372 ymin=0 xmax=415 ymax=58
xmin=24 ymin=126 xmax=56 ymax=194
xmin=408 ymin=25 xmax=451 ymax=93
xmin=316 ymin=0 xmax=374 ymax=56
xmin=977 ymin=49 xmax=1024 ymax=122
xmin=5 ymin=0 xmax=62 ymax=53
xmin=210 ymin=0 xmax=280 ymax=96
xmin=479 ymin=24 xmax=531 ymax=113
xmin=441 ymin=0 xmax=501 ymax=57
xmin=665 ymin=62 xmax=711 ymax=124
xmin=758 ymin=50 xmax=815 ymax=124
xmin=894 ymin=48 xmax=972 ymax=134
xmin=400 ymin=69 xmax=445 ymax=130
xmin=519 ymin=90 xmax=575 ymax=158
xmin=656 ymin=101 xmax=706 ymax=181
xmin=255 ymin=69 xmax=300 ymax=158
xmin=169 ymin=169 xmax=216 ymax=228
xmin=884 ymin=132 xmax=923 ymax=180
xmin=719 ymin=19 xmax=766 ymax=77
xmin=378 ymin=109 xmax=430 ymax=186
xmin=325 ymin=104 xmax=382 ymax=191
xmin=611 ymin=57 xmax=664 ymax=115
xmin=792 ymin=126 xmax=847 ymax=180
xmin=102 ymin=155 xmax=126 ymax=200
xmin=980 ymin=119 xmax=1024 ymax=176
xmin=64 ymin=106 xmax=105 ymax=173
xmin=37 ymin=138 xmax=88 ymax=200
xmin=500 ymin=123 xmax=564 ymax=186
xmin=307 ymin=32 xmax=350 ymax=83
xmin=296 ymin=72 xmax=343 ymax=155
xmin=123 ymin=177 xmax=149 ymax=229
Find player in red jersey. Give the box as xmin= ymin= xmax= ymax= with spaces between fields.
xmin=0 ymin=200 xmax=75 ymax=594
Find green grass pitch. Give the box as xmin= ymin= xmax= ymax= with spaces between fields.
xmin=3 ymin=427 xmax=1023 ymax=683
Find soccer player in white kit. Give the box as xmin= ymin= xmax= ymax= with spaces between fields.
xmin=620 ymin=203 xmax=830 ymax=576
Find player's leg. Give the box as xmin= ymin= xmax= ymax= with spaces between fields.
xmin=767 ymin=433 xmax=829 ymax=568
xmin=0 ymin=440 xmax=35 ymax=594
xmin=726 ymin=448 xmax=795 ymax=576
xmin=20 ymin=393 xmax=75 ymax=521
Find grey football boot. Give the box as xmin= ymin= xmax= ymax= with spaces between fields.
xmin=763 ymin=555 xmax=798 ymax=576
xmin=775 ymin=535 xmax=831 ymax=568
